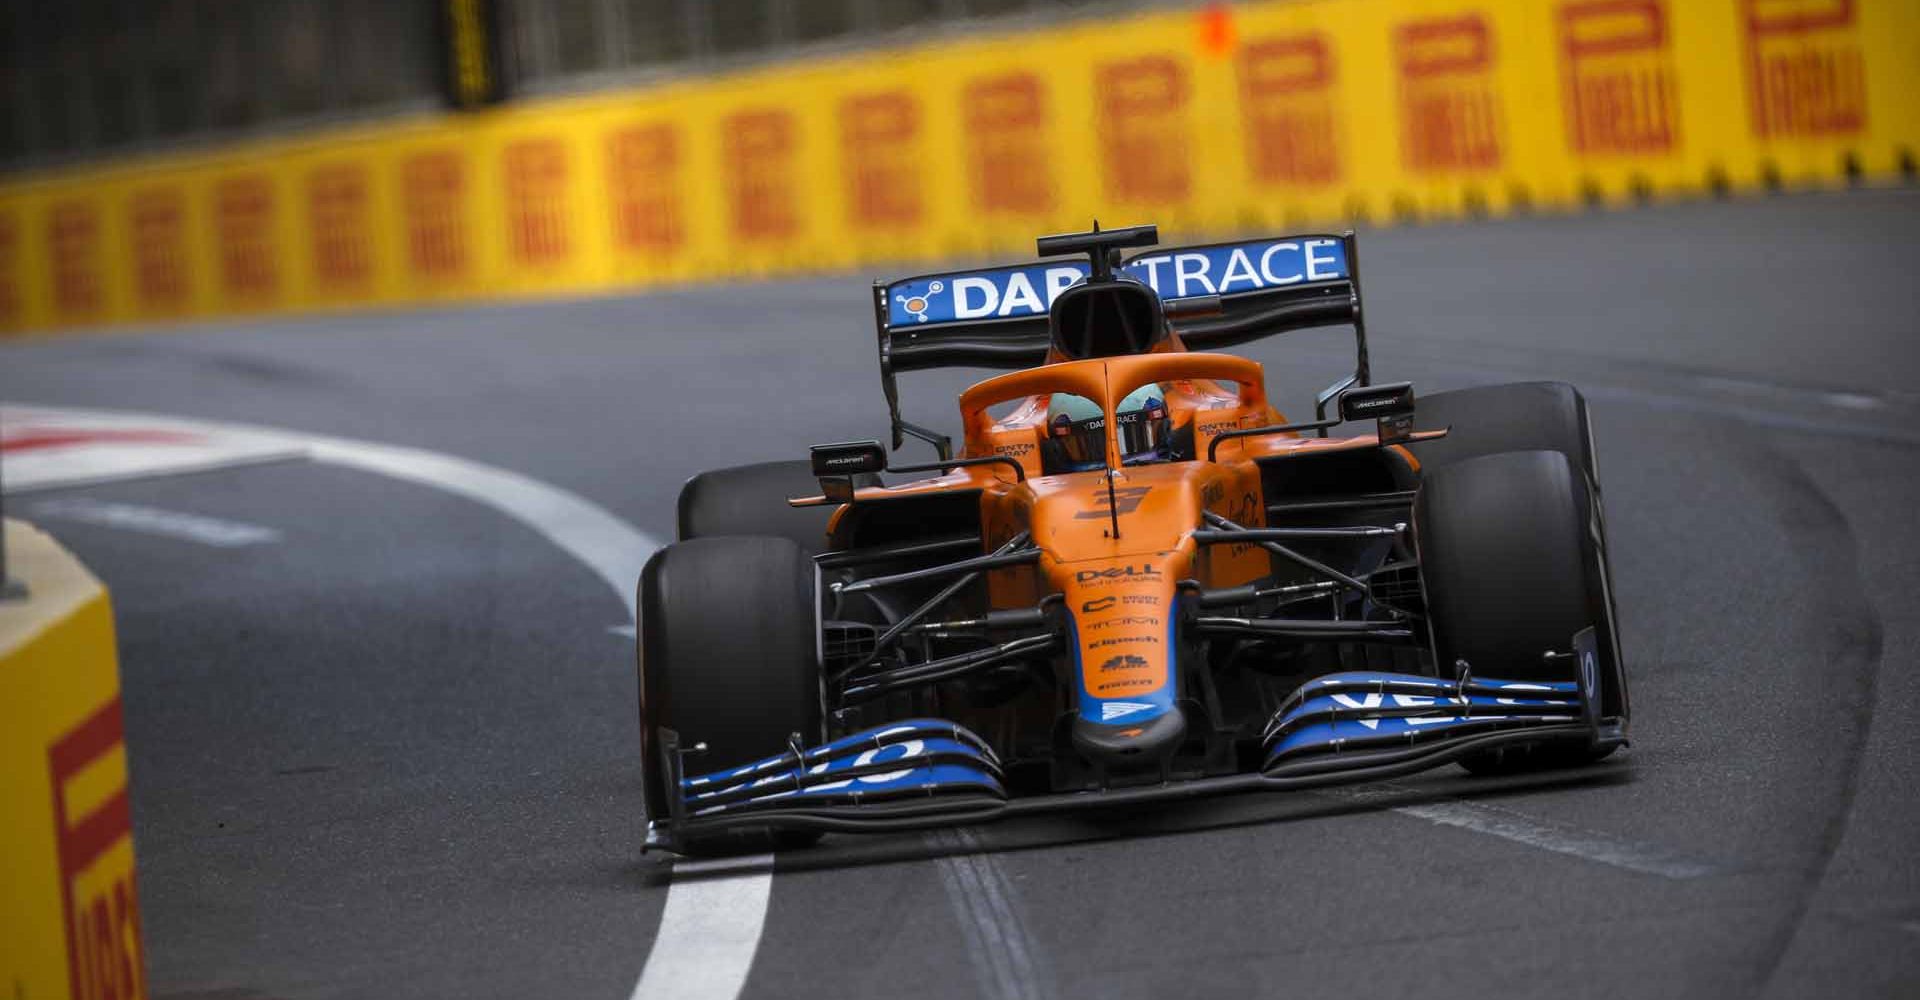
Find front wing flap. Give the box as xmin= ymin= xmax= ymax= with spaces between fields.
xmin=647 ymin=638 xmax=1619 ymax=852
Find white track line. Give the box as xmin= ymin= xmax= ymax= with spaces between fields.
xmin=30 ymin=497 xmax=283 ymax=547
xmin=7 ymin=404 xmax=775 ymax=1000
xmin=631 ymin=855 xmax=775 ymax=1000
xmin=1331 ymin=786 xmax=1717 ymax=879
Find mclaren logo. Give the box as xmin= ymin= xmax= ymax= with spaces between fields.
xmin=1100 ymin=701 xmax=1155 ymax=721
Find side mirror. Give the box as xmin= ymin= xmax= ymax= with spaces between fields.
xmin=1338 ymin=382 xmax=1416 ymax=445
xmin=810 ymin=440 xmax=887 ymax=502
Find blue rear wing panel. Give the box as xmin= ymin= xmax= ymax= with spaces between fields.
xmin=885 ymin=236 xmax=1352 ymax=330
xmin=872 ymin=231 xmax=1368 ymax=451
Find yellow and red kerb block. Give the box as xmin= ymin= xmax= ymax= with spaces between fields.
xmin=48 ymin=696 xmax=146 ymax=1000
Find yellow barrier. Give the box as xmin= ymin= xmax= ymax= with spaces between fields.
xmin=1 ymin=519 xmax=146 ymax=1000
xmin=0 ymin=0 xmax=1912 ymax=335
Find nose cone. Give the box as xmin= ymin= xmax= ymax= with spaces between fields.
xmin=1072 ymin=703 xmax=1187 ymax=766
xmin=1058 ymin=555 xmax=1186 ymax=767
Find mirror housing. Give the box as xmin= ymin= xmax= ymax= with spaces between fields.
xmin=811 ymin=440 xmax=888 ymax=502
xmin=1338 ymin=381 xmax=1416 ymax=445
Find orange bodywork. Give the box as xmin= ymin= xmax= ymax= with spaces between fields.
xmin=808 ymin=351 xmax=1430 ymax=729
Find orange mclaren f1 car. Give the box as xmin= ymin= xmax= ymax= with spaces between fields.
xmin=639 ymin=224 xmax=1629 ymax=854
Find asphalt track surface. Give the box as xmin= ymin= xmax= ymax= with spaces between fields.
xmin=4 ymin=189 xmax=1919 ymax=1000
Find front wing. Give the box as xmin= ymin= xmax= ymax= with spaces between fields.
xmin=645 ymin=636 xmax=1624 ymax=853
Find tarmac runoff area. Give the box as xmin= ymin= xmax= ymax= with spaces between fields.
xmin=1 ymin=189 xmax=1918 ymax=1000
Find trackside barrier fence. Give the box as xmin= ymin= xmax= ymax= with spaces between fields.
xmin=0 ymin=0 xmax=1913 ymax=335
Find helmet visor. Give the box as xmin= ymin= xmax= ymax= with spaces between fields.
xmin=1047 ymin=413 xmax=1107 ymax=471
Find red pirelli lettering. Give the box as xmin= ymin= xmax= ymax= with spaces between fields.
xmin=1395 ymin=14 xmax=1503 ymax=172
xmin=129 ymin=189 xmax=190 ymax=311
xmin=214 ymin=177 xmax=278 ymax=301
xmin=723 ymin=110 xmax=800 ymax=241
xmin=49 ymin=696 xmax=147 ymax=1000
xmin=1096 ymin=55 xmax=1192 ymax=204
xmin=963 ymin=73 xmax=1054 ymax=214
xmin=607 ymin=123 xmax=684 ymax=254
xmin=1239 ymin=35 xmax=1341 ymax=186
xmin=503 ymin=139 xmax=572 ymax=266
xmin=841 ymin=91 xmax=924 ymax=229
xmin=401 ymin=151 xmax=469 ymax=279
xmin=308 ymin=164 xmax=375 ymax=292
xmin=1560 ymin=0 xmax=1678 ymax=155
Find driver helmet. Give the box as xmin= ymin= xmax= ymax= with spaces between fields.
xmin=1042 ymin=384 xmax=1173 ymax=475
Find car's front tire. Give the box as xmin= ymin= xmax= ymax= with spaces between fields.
xmin=1414 ymin=449 xmax=1626 ymax=773
xmin=638 ymin=535 xmax=824 ymax=851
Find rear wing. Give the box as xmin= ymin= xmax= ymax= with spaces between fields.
xmin=873 ymin=232 xmax=1371 ymax=453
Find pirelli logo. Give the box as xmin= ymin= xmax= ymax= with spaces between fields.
xmin=1560 ymin=0 xmax=1679 ymax=156
xmin=841 ymin=91 xmax=925 ymax=229
xmin=401 ymin=150 xmax=469 ymax=279
xmin=723 ymin=109 xmax=800 ymax=241
xmin=50 ymin=696 xmax=147 ymax=1000
xmin=1096 ymin=55 xmax=1192 ymax=204
xmin=130 ymin=187 xmax=191 ymax=313
xmin=1743 ymin=0 xmax=1866 ymax=139
xmin=963 ymin=73 xmax=1054 ymax=215
xmin=308 ymin=164 xmax=376 ymax=293
xmin=608 ymin=123 xmax=684 ymax=254
xmin=49 ymin=200 xmax=107 ymax=319
xmin=1395 ymin=14 xmax=1504 ymax=173
xmin=214 ymin=176 xmax=279 ymax=302
xmin=503 ymin=138 xmax=571 ymax=266
xmin=1238 ymin=35 xmax=1342 ymax=186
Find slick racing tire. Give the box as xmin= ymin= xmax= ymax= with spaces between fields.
xmin=678 ymin=459 xmax=881 ymax=556
xmin=1406 ymin=381 xmax=1600 ymax=490
xmin=1414 ymin=449 xmax=1625 ymax=774
xmin=638 ymin=535 xmax=824 ymax=852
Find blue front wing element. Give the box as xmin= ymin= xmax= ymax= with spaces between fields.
xmin=1261 ymin=672 xmax=1591 ymax=769
xmin=679 ymin=719 xmax=1006 ymax=819
xmin=886 ymin=236 xmax=1351 ymax=329
xmin=658 ymin=661 xmax=1609 ymax=849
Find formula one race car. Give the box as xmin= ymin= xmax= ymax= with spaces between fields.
xmin=639 ymin=224 xmax=1629 ymax=854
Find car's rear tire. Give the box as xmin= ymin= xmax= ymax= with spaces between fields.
xmin=678 ymin=459 xmax=879 ymax=555
xmin=638 ymin=535 xmax=824 ymax=852
xmin=1414 ymin=449 xmax=1625 ymax=773
xmin=1407 ymin=382 xmax=1599 ymax=489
